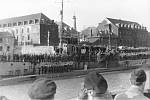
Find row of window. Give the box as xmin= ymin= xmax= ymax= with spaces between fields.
xmin=119 ymin=31 xmax=146 ymax=39
xmin=18 ymin=41 xmax=32 ymax=46
xmin=115 ymin=23 xmax=147 ymax=30
xmin=0 ymin=46 xmax=10 ymax=51
xmin=0 ymin=19 xmax=39 ymax=28
xmin=20 ymin=35 xmax=30 ymax=41
xmin=0 ymin=38 xmax=11 ymax=43
xmin=120 ymin=39 xmax=147 ymax=46
xmin=15 ymin=27 xmax=30 ymax=34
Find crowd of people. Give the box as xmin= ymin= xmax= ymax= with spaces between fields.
xmin=1 ymin=47 xmax=150 ymax=64
xmin=118 ymin=48 xmax=150 ymax=61
xmin=37 ymin=64 xmax=73 ymax=75
xmin=13 ymin=54 xmax=74 ymax=62
xmin=119 ymin=53 xmax=150 ymax=61
xmin=1 ymin=68 xmax=149 ymax=100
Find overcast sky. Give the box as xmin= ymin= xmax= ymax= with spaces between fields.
xmin=0 ymin=0 xmax=150 ymax=31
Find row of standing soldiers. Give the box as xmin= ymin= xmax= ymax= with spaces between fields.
xmin=37 ymin=64 xmax=73 ymax=74
xmin=12 ymin=54 xmax=74 ymax=62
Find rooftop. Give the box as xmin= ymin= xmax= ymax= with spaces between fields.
xmin=0 ymin=13 xmax=52 ymax=24
xmin=107 ymin=18 xmax=140 ymax=26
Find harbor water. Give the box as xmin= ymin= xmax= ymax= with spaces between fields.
xmin=0 ymin=66 xmax=150 ymax=100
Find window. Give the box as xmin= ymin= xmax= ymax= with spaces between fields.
xmin=0 ymin=46 xmax=2 ymax=51
xmin=40 ymin=19 xmax=45 ymax=24
xmin=35 ymin=19 xmax=39 ymax=24
xmin=7 ymin=46 xmax=10 ymax=51
xmin=3 ymin=24 xmax=7 ymax=27
xmin=13 ymin=22 xmax=17 ymax=26
xmin=0 ymin=24 xmax=2 ymax=28
xmin=16 ymin=29 xmax=18 ymax=34
xmin=5 ymin=38 xmax=9 ymax=43
xmin=27 ymin=34 xmax=30 ymax=40
xmin=21 ymin=28 xmax=24 ymax=33
xmin=18 ymin=22 xmax=23 ymax=26
xmin=29 ymin=20 xmax=34 ymax=24
xmin=16 ymin=36 xmax=18 ymax=41
xmin=27 ymin=28 xmax=30 ymax=33
xmin=0 ymin=38 xmax=2 ymax=43
xmin=8 ymin=23 xmax=12 ymax=27
xmin=24 ymin=21 xmax=28 ymax=25
xmin=22 ymin=36 xmax=24 ymax=41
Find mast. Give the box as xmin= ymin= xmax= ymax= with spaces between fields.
xmin=60 ymin=0 xmax=63 ymax=49
xmin=48 ymin=31 xmax=50 ymax=46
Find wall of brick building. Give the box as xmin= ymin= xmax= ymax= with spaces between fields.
xmin=136 ymin=29 xmax=149 ymax=47
xmin=118 ymin=27 xmax=149 ymax=47
xmin=97 ymin=18 xmax=149 ymax=48
xmin=118 ymin=28 xmax=135 ymax=47
xmin=40 ymin=23 xmax=59 ymax=46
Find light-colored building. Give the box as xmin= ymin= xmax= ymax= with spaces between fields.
xmin=0 ymin=13 xmax=59 ymax=47
xmin=0 ymin=32 xmax=15 ymax=60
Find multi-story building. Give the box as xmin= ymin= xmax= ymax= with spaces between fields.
xmin=56 ymin=22 xmax=79 ymax=54
xmin=56 ymin=22 xmax=78 ymax=44
xmin=81 ymin=27 xmax=98 ymax=41
xmin=80 ymin=26 xmax=117 ymax=48
xmin=97 ymin=18 xmax=149 ymax=47
xmin=0 ymin=13 xmax=59 ymax=47
xmin=0 ymin=32 xmax=15 ymax=60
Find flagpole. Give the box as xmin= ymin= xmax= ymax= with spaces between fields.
xmin=59 ymin=0 xmax=63 ymax=53
xmin=48 ymin=31 xmax=50 ymax=46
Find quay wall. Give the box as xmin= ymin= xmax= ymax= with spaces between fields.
xmin=0 ymin=59 xmax=150 ymax=77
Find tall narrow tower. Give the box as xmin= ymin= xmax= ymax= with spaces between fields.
xmin=73 ymin=15 xmax=79 ymax=44
xmin=73 ymin=15 xmax=77 ymax=31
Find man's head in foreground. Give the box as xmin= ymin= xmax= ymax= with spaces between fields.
xmin=28 ymin=78 xmax=57 ymax=100
xmin=130 ymin=68 xmax=146 ymax=91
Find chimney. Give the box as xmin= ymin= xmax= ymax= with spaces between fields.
xmin=73 ymin=15 xmax=77 ymax=31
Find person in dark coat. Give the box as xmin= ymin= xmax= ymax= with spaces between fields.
xmin=69 ymin=71 xmax=113 ymax=100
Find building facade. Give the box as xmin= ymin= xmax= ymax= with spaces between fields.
xmin=0 ymin=13 xmax=59 ymax=47
xmin=81 ymin=27 xmax=98 ymax=41
xmin=56 ymin=22 xmax=78 ymax=45
xmin=0 ymin=32 xmax=15 ymax=60
xmin=56 ymin=22 xmax=79 ymax=54
xmin=80 ymin=26 xmax=117 ymax=48
xmin=97 ymin=18 xmax=149 ymax=47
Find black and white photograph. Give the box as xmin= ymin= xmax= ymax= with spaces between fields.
xmin=0 ymin=0 xmax=150 ymax=100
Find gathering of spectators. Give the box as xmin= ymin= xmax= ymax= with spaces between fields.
xmin=28 ymin=78 xmax=57 ymax=100
xmin=1 ymin=68 xmax=150 ymax=100
xmin=13 ymin=54 xmax=74 ymax=62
